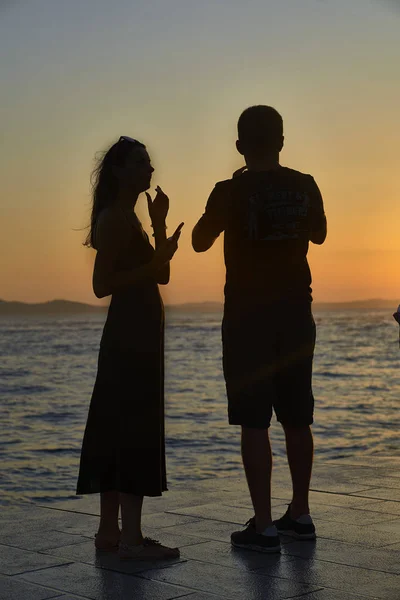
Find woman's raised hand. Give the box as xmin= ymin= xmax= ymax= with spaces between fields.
xmin=152 ymin=223 xmax=184 ymax=267
xmin=146 ymin=186 xmax=169 ymax=225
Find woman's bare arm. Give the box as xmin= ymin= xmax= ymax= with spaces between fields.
xmin=92 ymin=209 xmax=177 ymax=298
xmin=93 ymin=210 xmax=154 ymax=298
xmin=152 ymin=222 xmax=170 ymax=285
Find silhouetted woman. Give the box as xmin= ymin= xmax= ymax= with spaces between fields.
xmin=77 ymin=136 xmax=183 ymax=560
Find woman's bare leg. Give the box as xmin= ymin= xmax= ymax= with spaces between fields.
xmin=118 ymin=493 xmax=180 ymax=559
xmin=96 ymin=491 xmax=121 ymax=545
xmin=119 ymin=493 xmax=144 ymax=545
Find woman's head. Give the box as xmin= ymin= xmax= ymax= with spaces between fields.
xmin=85 ymin=136 xmax=154 ymax=248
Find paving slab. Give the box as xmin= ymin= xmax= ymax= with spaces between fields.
xmin=42 ymin=489 xmax=247 ymax=517
xmin=165 ymin=501 xmax=302 ymax=525
xmin=217 ymin=497 xmax=286 ymax=510
xmin=309 ymin=481 xmax=375 ymax=494
xmin=327 ymin=456 xmax=400 ymax=468
xmin=371 ymin=470 xmax=400 ymax=479
xmin=141 ymin=512 xmax=202 ymax=529
xmin=283 ymin=538 xmax=400 ymax=574
xmin=378 ymin=541 xmax=400 ymax=551
xmin=309 ymin=491 xmax=388 ymax=508
xmin=180 ymin=539 xmax=293 ymax=571
xmin=37 ymin=497 xmax=101 ymax=516
xmin=168 ymin=594 xmax=232 ymax=600
xmin=312 ymin=518 xmax=400 ymax=547
xmin=349 ymin=477 xmax=400 ymax=489
xmin=0 ymin=505 xmax=54 ymax=523
xmin=369 ymin=518 xmax=400 ymax=534
xmin=2 ymin=459 xmax=400 ymax=599
xmin=152 ymin=516 xmax=293 ymax=547
xmin=308 ymin=505 xmax=399 ymax=526
xmin=1 ymin=529 xmax=90 ymax=552
xmin=358 ymin=501 xmax=400 ymax=516
xmin=258 ymin=555 xmax=400 ymax=600
xmin=43 ymin=536 xmax=205 ymax=569
xmin=215 ymin=473 xmax=292 ymax=493
xmin=46 ymin=597 xmax=97 ymax=600
xmin=54 ymin=592 xmax=228 ymax=600
xmin=44 ymin=540 xmax=185 ymax=574
xmin=0 ymin=508 xmax=77 ymax=536
xmin=16 ymin=562 xmax=194 ymax=600
xmin=40 ymin=511 xmax=200 ymax=539
xmin=351 ymin=487 xmax=400 ymax=501
xmin=139 ymin=559 xmax=320 ymax=599
xmin=153 ymin=518 xmax=243 ymax=544
xmin=165 ymin=502 xmax=256 ymax=524
xmin=1 ymin=507 xmax=99 ymax=538
xmin=287 ymin=590 xmax=379 ymax=600
xmin=199 ymin=484 xmax=292 ymax=502
xmin=0 ymin=544 xmax=71 ymax=576
xmin=49 ymin=596 xmax=97 ymax=600
xmin=0 ymin=574 xmax=64 ymax=600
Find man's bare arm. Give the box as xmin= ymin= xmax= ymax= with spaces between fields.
xmin=192 ymin=222 xmax=219 ymax=252
xmin=310 ymin=217 xmax=327 ymax=245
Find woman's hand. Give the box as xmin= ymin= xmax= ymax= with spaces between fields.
xmin=146 ymin=186 xmax=169 ymax=226
xmin=152 ymin=222 xmax=184 ymax=267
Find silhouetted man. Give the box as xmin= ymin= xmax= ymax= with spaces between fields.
xmin=192 ymin=105 xmax=327 ymax=553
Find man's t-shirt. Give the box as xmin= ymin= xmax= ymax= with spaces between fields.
xmin=194 ymin=167 xmax=326 ymax=306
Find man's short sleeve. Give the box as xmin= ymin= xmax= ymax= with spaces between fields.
xmin=308 ymin=176 xmax=326 ymax=232
xmin=195 ymin=182 xmax=226 ymax=239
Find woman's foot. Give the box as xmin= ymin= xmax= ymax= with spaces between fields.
xmin=94 ymin=529 xmax=121 ymax=552
xmin=118 ymin=537 xmax=180 ymax=561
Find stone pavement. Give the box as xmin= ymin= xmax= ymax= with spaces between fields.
xmin=1 ymin=456 xmax=400 ymax=599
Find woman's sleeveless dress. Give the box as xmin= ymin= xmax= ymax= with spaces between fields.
xmin=76 ymin=214 xmax=167 ymax=496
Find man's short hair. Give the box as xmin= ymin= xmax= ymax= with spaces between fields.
xmin=237 ymin=105 xmax=283 ymax=153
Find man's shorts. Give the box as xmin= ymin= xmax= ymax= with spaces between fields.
xmin=222 ymin=301 xmax=316 ymax=429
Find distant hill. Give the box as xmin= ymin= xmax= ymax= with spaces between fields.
xmin=169 ymin=299 xmax=398 ymax=312
xmin=0 ymin=299 xmax=222 ymax=316
xmin=313 ymin=299 xmax=397 ymax=312
xmin=167 ymin=302 xmax=223 ymax=313
xmin=0 ymin=298 xmax=397 ymax=316
xmin=0 ymin=299 xmax=106 ymax=316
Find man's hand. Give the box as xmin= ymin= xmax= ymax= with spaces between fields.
xmin=146 ymin=186 xmax=169 ymax=225
xmin=232 ymin=166 xmax=247 ymax=178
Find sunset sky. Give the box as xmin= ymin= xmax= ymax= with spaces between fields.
xmin=1 ymin=0 xmax=399 ymax=306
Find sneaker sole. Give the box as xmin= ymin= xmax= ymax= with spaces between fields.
xmin=231 ymin=541 xmax=281 ymax=553
xmin=277 ymin=529 xmax=316 ymax=540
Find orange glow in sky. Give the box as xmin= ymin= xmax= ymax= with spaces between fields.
xmin=1 ymin=0 xmax=399 ymax=305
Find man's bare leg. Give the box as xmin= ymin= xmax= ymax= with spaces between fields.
xmin=283 ymin=424 xmax=314 ymax=518
xmin=241 ymin=426 xmax=273 ymax=532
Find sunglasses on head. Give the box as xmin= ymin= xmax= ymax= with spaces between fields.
xmin=118 ymin=135 xmax=140 ymax=144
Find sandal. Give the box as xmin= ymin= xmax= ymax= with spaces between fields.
xmin=94 ymin=533 xmax=121 ymax=552
xmin=118 ymin=537 xmax=180 ymax=561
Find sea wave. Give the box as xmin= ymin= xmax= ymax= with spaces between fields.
xmin=0 ymin=309 xmax=399 ymax=505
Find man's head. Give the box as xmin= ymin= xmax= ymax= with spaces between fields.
xmin=236 ymin=105 xmax=284 ymax=158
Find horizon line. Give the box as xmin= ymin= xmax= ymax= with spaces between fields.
xmin=1 ymin=297 xmax=399 ymax=307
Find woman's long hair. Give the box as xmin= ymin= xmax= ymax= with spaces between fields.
xmin=84 ymin=138 xmax=145 ymax=249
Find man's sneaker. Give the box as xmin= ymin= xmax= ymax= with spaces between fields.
xmin=273 ymin=506 xmax=316 ymax=540
xmin=231 ymin=518 xmax=281 ymax=553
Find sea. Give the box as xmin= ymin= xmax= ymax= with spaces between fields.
xmin=0 ymin=309 xmax=399 ymax=506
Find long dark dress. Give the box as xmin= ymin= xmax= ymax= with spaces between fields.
xmin=76 ymin=213 xmax=167 ymax=496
